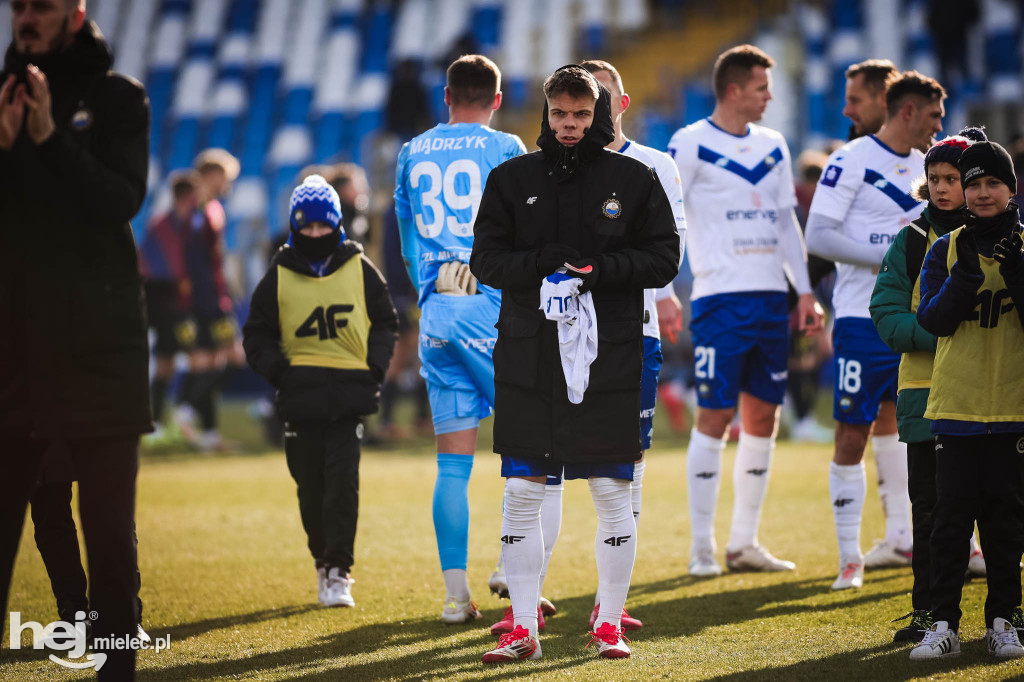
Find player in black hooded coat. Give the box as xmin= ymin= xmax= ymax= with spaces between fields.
xmin=471 ymin=66 xmax=677 ymax=663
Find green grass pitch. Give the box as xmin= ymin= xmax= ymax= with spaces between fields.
xmin=2 ymin=414 xmax=1021 ymax=680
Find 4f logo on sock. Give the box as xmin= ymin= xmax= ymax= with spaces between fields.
xmin=603 ymin=535 xmax=631 ymax=547
xmin=501 ymin=535 xmax=524 ymax=544
xmin=745 ymin=468 xmax=767 ymax=476
xmin=833 ymin=498 xmax=854 ymax=508
xmin=695 ymin=472 xmax=716 ymax=479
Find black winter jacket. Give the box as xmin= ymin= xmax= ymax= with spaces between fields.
xmin=243 ymin=242 xmax=399 ymax=422
xmin=0 ymin=22 xmax=151 ymax=439
xmin=470 ymin=79 xmax=679 ymax=463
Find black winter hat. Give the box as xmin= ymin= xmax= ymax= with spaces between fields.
xmin=959 ymin=140 xmax=1017 ymax=192
xmin=924 ymin=126 xmax=986 ymax=170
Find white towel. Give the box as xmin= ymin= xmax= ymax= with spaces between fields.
xmin=540 ymin=272 xmax=598 ymax=404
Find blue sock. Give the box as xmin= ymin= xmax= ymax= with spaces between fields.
xmin=433 ymin=453 xmax=474 ymax=570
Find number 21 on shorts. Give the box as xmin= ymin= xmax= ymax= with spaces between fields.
xmin=695 ymin=346 xmax=716 ymax=379
xmin=837 ymin=357 xmax=862 ymax=393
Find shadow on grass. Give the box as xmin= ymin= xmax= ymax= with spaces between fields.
xmin=160 ymin=604 xmax=321 ymax=642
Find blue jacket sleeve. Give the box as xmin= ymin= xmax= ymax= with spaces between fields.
xmin=917 ymin=236 xmax=984 ymax=337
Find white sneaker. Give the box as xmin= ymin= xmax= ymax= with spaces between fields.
xmin=966 ymin=548 xmax=986 ymax=579
xmin=789 ymin=416 xmax=833 ymax=443
xmin=137 ymin=623 xmax=151 ymax=645
xmin=864 ymin=539 xmax=912 ymax=569
xmin=689 ymin=545 xmax=722 ymax=576
xmin=831 ymin=557 xmax=864 ymax=590
xmin=173 ymin=404 xmax=201 ymax=446
xmin=321 ymin=567 xmax=354 ymax=607
xmin=488 ymin=559 xmax=508 ymax=598
xmin=482 ymin=625 xmax=541 ymax=663
xmin=726 ymin=545 xmax=796 ymax=572
xmin=987 ymin=617 xmax=1024 ymax=658
xmin=910 ymin=621 xmax=960 ymax=659
xmin=317 ymin=566 xmax=327 ymax=604
xmin=440 ymin=597 xmax=481 ymax=624
xmin=586 ymin=622 xmax=631 ymax=659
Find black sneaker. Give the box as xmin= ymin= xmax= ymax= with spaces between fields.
xmin=893 ymin=610 xmax=932 ymax=643
xmin=1011 ymin=606 xmax=1024 ymax=640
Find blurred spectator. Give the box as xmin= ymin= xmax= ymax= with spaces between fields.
xmin=386 ymin=59 xmax=431 ymax=141
xmin=173 ymin=149 xmax=242 ymax=451
xmin=332 ymin=162 xmax=372 ymax=245
xmin=139 ymin=171 xmax=202 ymax=439
xmin=927 ymin=0 xmax=980 ymax=95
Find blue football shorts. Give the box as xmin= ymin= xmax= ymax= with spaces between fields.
xmin=689 ymin=291 xmax=790 ymax=409
xmin=500 ymin=456 xmax=635 ymax=482
xmin=832 ymin=316 xmax=899 ymax=424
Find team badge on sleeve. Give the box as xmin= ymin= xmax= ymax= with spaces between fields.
xmin=821 ymin=165 xmax=843 ymax=187
xmin=602 ymin=198 xmax=622 ymax=219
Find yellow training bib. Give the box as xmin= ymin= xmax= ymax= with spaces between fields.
xmin=277 ymin=259 xmax=371 ymax=371
xmin=925 ymin=227 xmax=1024 ymax=423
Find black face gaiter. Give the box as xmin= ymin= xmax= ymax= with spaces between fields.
xmin=292 ymin=230 xmax=341 ymax=261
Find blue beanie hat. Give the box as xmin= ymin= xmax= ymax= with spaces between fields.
xmin=289 ymin=175 xmax=343 ymax=235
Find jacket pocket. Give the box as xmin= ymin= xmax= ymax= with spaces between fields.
xmin=493 ymin=316 xmax=544 ymax=388
xmin=595 ymin=217 xmax=628 ymax=237
xmin=587 ymin=319 xmax=643 ymax=391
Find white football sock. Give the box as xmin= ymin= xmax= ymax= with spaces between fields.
xmin=442 ymin=569 xmax=470 ymax=602
xmin=830 ymin=461 xmax=866 ymax=561
xmin=727 ymin=431 xmax=775 ymax=552
xmin=500 ymin=478 xmax=546 ymax=636
xmin=537 ymin=479 xmax=563 ymax=599
xmin=871 ymin=434 xmax=912 ymax=550
xmin=687 ymin=428 xmax=725 ymax=548
xmin=631 ymin=459 xmax=646 ymax=528
xmin=590 ymin=477 xmax=636 ymax=629
xmin=970 ymin=533 xmax=981 ymax=555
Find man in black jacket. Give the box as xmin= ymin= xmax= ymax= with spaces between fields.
xmin=471 ymin=66 xmax=678 ymax=662
xmin=0 ymin=1 xmax=150 ymax=677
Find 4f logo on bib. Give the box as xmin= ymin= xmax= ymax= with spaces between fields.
xmin=970 ymin=289 xmax=1014 ymax=329
xmin=296 ymin=304 xmax=354 ymax=340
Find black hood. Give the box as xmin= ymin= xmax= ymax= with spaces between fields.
xmin=537 ymin=66 xmax=615 ymax=170
xmin=3 ymin=20 xmax=112 ymax=87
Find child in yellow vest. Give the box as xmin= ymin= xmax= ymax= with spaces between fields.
xmin=910 ymin=141 xmax=1024 ymax=660
xmin=243 ymin=175 xmax=398 ymax=607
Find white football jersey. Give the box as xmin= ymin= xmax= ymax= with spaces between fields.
xmin=668 ymin=118 xmax=797 ymax=301
xmin=808 ymin=135 xmax=925 ymax=320
xmin=619 ymin=140 xmax=687 ymax=338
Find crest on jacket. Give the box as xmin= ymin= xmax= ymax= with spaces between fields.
xmin=602 ymin=197 xmax=622 ymax=219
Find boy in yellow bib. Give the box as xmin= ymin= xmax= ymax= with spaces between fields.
xmin=243 ymin=175 xmax=398 ymax=608
xmin=911 ymin=141 xmax=1024 ymax=660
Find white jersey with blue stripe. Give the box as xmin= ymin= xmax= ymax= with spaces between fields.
xmin=808 ymin=135 xmax=925 ymax=320
xmin=618 ymin=140 xmax=687 ymax=338
xmin=667 ymin=118 xmax=797 ymax=301
xmin=394 ymin=122 xmax=526 ymax=306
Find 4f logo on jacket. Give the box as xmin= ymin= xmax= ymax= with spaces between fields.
xmin=970 ymin=289 xmax=1014 ymax=329
xmin=296 ymin=304 xmax=354 ymax=340
xmin=603 ymin=535 xmax=631 ymax=547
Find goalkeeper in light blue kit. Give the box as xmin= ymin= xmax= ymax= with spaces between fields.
xmin=394 ymin=54 xmax=526 ymax=623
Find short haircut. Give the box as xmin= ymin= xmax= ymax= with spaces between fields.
xmin=885 ymin=70 xmax=946 ymax=117
xmin=579 ymin=59 xmax=624 ymax=95
xmin=712 ymin=44 xmax=774 ymax=100
xmin=194 ymin=148 xmax=240 ymax=181
xmin=168 ymin=170 xmax=200 ymax=200
xmin=446 ymin=54 xmax=501 ymax=108
xmin=844 ymin=59 xmax=898 ymax=94
xmin=332 ymin=162 xmax=367 ymax=190
xmin=543 ymin=66 xmax=600 ymax=101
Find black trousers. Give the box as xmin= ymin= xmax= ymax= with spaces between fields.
xmin=2 ymin=437 xmax=139 ymax=680
xmin=30 ymin=479 xmax=144 ymax=623
xmin=908 ymin=439 xmax=938 ymax=611
xmin=930 ymin=433 xmax=1024 ymax=630
xmin=284 ymin=419 xmax=362 ymax=574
